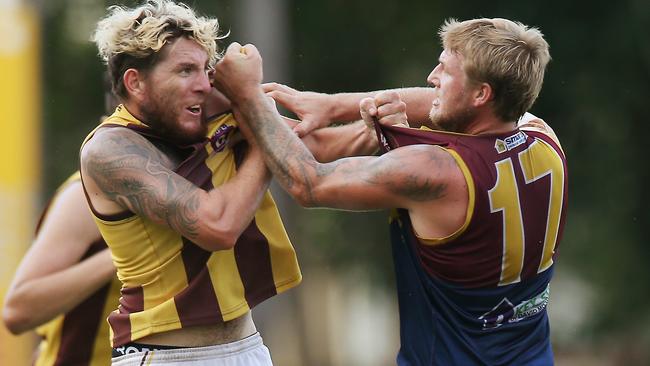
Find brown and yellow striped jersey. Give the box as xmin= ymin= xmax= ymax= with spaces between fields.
xmin=34 ymin=172 xmax=122 ymax=366
xmin=81 ymin=106 xmax=302 ymax=347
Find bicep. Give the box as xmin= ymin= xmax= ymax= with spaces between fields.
xmin=80 ymin=129 xmax=208 ymax=239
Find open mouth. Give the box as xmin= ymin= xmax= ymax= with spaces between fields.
xmin=187 ymin=104 xmax=201 ymax=115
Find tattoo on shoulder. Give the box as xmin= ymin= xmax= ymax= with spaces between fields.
xmin=83 ymin=129 xmax=201 ymax=239
xmin=367 ymin=148 xmax=448 ymax=202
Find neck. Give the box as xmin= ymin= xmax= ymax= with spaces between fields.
xmin=122 ymin=100 xmax=165 ymax=131
xmin=122 ymin=101 xmax=148 ymax=124
xmin=463 ymin=112 xmax=516 ymax=135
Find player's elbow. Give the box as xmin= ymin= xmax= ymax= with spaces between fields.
xmin=184 ymin=201 xmax=237 ymax=251
xmin=2 ymin=305 xmax=30 ymax=335
xmin=195 ymin=227 xmax=239 ymax=251
xmin=211 ymin=229 xmax=239 ymax=251
xmin=195 ymin=212 xmax=244 ymax=251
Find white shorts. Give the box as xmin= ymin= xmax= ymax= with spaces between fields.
xmin=111 ymin=333 xmax=273 ymax=366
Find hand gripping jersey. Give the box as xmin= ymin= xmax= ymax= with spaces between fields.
xmin=34 ymin=172 xmax=122 ymax=366
xmin=80 ymin=106 xmax=302 ymax=347
xmin=375 ymin=124 xmax=568 ymax=366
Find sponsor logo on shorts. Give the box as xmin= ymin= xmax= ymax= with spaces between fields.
xmin=113 ymin=345 xmax=156 ymax=356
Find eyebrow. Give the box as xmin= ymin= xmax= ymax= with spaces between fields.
xmin=176 ymin=62 xmax=199 ymax=69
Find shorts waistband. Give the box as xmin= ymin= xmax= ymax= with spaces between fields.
xmin=112 ymin=342 xmax=183 ymax=358
xmin=111 ymin=332 xmax=263 ymax=360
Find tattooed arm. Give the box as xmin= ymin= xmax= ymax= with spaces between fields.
xmin=283 ymin=145 xmax=457 ymax=211
xmin=80 ymin=127 xmax=270 ymax=251
xmin=215 ymin=43 xmax=457 ymax=212
xmin=237 ymin=102 xmax=454 ymax=210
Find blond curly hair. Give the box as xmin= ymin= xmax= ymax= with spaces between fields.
xmin=440 ymin=18 xmax=551 ymax=122
xmin=92 ymin=0 xmax=226 ymax=98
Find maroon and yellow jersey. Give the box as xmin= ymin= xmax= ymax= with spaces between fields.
xmin=80 ymin=106 xmax=301 ymax=347
xmin=34 ymin=173 xmax=122 ymax=366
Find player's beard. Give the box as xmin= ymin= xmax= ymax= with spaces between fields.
xmin=139 ymin=92 xmax=206 ymax=145
xmin=429 ymin=106 xmax=477 ymax=133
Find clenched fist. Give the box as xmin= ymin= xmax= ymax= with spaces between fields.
xmin=213 ymin=42 xmax=264 ymax=103
xmin=359 ymin=90 xmax=409 ymax=130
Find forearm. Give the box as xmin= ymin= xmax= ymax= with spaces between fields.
xmin=305 ymin=121 xmax=378 ymax=162
xmin=231 ymin=90 xmax=322 ymax=204
xmin=326 ymin=92 xmax=370 ymax=122
xmin=328 ymin=87 xmax=434 ymax=126
xmin=3 ymin=249 xmax=115 ymax=334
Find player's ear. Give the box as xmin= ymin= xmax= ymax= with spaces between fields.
xmin=473 ymin=82 xmax=493 ymax=107
xmin=123 ymin=68 xmax=146 ymax=101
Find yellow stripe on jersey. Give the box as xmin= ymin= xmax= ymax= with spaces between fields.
xmin=209 ymin=250 xmax=249 ymax=315
xmin=34 ymin=315 xmax=64 ymax=366
xmin=255 ymin=192 xmax=303 ymax=292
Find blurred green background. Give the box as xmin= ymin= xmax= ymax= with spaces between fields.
xmin=5 ymin=0 xmax=650 ymax=365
